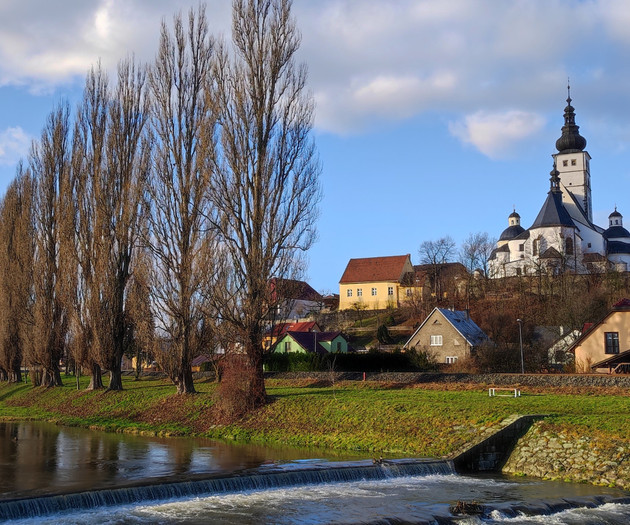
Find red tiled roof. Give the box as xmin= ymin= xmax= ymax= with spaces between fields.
xmin=339 ymin=255 xmax=411 ymax=284
xmin=269 ymin=321 xmax=320 ymax=337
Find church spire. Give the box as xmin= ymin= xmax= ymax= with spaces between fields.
xmin=550 ymin=163 xmax=561 ymax=193
xmin=555 ymin=83 xmax=587 ymax=153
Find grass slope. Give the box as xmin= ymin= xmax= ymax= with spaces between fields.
xmin=1 ymin=376 xmax=629 ymax=458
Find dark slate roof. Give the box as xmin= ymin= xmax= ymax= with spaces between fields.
xmin=539 ymin=247 xmax=562 ymax=259
xmin=604 ymin=226 xmax=630 ymax=240
xmin=530 ymin=191 xmax=575 ymax=229
xmin=514 ymin=230 xmax=530 ymax=240
xmin=273 ymin=331 xmax=345 ymax=354
xmin=438 ymin=308 xmax=488 ymax=347
xmin=607 ymin=241 xmax=630 ymax=255
xmin=610 ymin=210 xmax=623 ymax=218
xmin=499 ymin=224 xmax=526 ymax=241
xmin=591 ymin=348 xmax=630 ymax=370
xmin=613 ymin=298 xmax=630 ymax=309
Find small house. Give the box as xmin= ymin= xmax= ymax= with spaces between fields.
xmin=403 ymin=307 xmax=488 ymax=365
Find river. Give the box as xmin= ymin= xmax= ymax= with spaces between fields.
xmin=1 ymin=422 xmax=629 ymax=524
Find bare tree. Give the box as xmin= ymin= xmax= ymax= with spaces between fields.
xmin=418 ymin=236 xmax=456 ymax=299
xmin=70 ymin=59 xmax=150 ymax=391
xmin=147 ymin=6 xmax=217 ymax=394
xmin=209 ymin=0 xmax=321 ymax=408
xmin=0 ymin=167 xmax=34 ymax=383
xmin=29 ymin=103 xmax=72 ymax=387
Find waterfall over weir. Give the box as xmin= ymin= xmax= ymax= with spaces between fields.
xmin=0 ymin=458 xmax=455 ymax=521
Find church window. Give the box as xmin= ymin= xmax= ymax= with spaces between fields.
xmin=533 ymin=239 xmax=539 ymax=256
xmin=605 ymin=332 xmax=619 ymax=354
xmin=519 ymin=244 xmax=524 ymax=252
xmin=571 ymin=159 xmax=577 ymax=166
xmin=563 ymin=160 xmax=568 ymax=167
xmin=588 ymin=243 xmax=592 ymax=248
xmin=566 ymin=237 xmax=574 ymax=255
xmin=516 ymin=268 xmax=522 ymax=276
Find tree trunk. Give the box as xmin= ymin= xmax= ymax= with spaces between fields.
xmin=107 ymin=363 xmax=123 ymax=391
xmin=245 ymin=334 xmax=267 ymax=408
xmin=176 ymin=368 xmax=196 ymax=394
xmin=86 ymin=363 xmax=104 ymax=390
xmin=42 ymin=364 xmax=62 ymax=387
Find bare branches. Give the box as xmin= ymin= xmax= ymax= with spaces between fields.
xmin=147 ymin=5 xmax=217 ymax=394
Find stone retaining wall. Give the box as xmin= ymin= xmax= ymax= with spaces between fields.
xmin=503 ymin=422 xmax=630 ymax=490
xmin=265 ymin=371 xmax=630 ymax=388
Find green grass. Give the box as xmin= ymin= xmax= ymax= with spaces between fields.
xmin=1 ymin=377 xmax=629 ymax=457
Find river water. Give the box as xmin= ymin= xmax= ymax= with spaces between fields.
xmin=1 ymin=422 xmax=630 ymax=524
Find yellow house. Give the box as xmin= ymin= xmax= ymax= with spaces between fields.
xmin=570 ymin=298 xmax=630 ymax=373
xmin=339 ymin=254 xmax=414 ymax=310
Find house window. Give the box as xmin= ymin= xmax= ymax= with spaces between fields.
xmin=566 ymin=237 xmax=574 ymax=255
xmin=445 ymin=356 xmax=458 ymax=364
xmin=588 ymin=243 xmax=592 ymax=248
xmin=371 ymin=287 xmax=377 ymax=296
xmin=562 ymin=160 xmax=568 ymax=167
xmin=388 ymin=286 xmax=394 ymax=296
xmin=406 ymin=288 xmax=412 ymax=297
xmin=357 ymin=288 xmax=362 ymax=297
xmin=571 ymin=159 xmax=577 ymax=166
xmin=430 ymin=335 xmax=443 ymax=346
xmin=284 ymin=341 xmax=291 ymax=352
xmin=347 ymin=289 xmax=352 ymax=297
xmin=605 ymin=332 xmax=620 ymax=354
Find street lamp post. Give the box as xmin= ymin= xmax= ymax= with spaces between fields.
xmin=517 ymin=318 xmax=524 ymax=374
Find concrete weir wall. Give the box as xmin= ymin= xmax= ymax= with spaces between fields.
xmin=451 ymin=415 xmax=545 ymax=473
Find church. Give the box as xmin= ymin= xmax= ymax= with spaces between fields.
xmin=489 ymin=89 xmax=630 ymax=278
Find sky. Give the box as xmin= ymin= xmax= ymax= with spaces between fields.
xmin=2 ymin=0 xmax=630 ymax=293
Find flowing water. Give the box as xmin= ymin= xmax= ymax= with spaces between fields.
xmin=1 ymin=422 xmax=629 ymax=524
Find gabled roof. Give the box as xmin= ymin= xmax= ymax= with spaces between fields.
xmin=539 ymin=247 xmax=562 ymax=259
xmin=530 ymin=190 xmax=575 ymax=229
xmin=569 ymin=299 xmax=630 ymax=352
xmin=272 ymin=331 xmax=345 ymax=354
xmin=268 ymin=321 xmax=320 ymax=337
xmin=404 ymin=307 xmax=488 ymax=349
xmin=270 ymin=278 xmax=322 ymax=302
xmin=340 ymin=255 xmax=411 ymax=284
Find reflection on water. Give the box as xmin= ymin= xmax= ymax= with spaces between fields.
xmin=0 ymin=421 xmax=371 ymax=499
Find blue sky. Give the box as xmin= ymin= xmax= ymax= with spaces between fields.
xmin=2 ymin=0 xmax=630 ymax=293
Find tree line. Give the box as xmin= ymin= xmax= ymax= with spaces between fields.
xmin=0 ymin=0 xmax=320 ymax=409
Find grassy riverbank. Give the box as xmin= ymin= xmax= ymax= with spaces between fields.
xmin=1 ymin=376 xmax=630 ymax=458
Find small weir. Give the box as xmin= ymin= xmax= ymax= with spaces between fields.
xmin=0 ymin=458 xmax=455 ymax=521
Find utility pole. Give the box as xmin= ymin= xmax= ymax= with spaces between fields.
xmin=517 ymin=318 xmax=524 ymax=374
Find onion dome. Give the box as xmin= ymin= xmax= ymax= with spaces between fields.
xmin=555 ymin=85 xmax=587 ymax=154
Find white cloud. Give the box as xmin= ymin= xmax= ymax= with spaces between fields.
xmin=449 ymin=111 xmax=546 ymax=159
xmin=0 ymin=127 xmax=31 ymax=166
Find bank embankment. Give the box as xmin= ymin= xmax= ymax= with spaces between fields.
xmin=503 ymin=419 xmax=630 ymax=490
xmin=1 ymin=374 xmax=630 ymax=489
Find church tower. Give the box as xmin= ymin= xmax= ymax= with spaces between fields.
xmin=553 ymin=86 xmax=592 ymax=223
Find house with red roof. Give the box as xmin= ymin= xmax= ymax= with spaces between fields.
xmin=569 ymin=298 xmax=630 ymax=373
xmin=338 ymin=254 xmax=414 ymax=310
xmin=263 ymin=321 xmax=321 ymax=351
